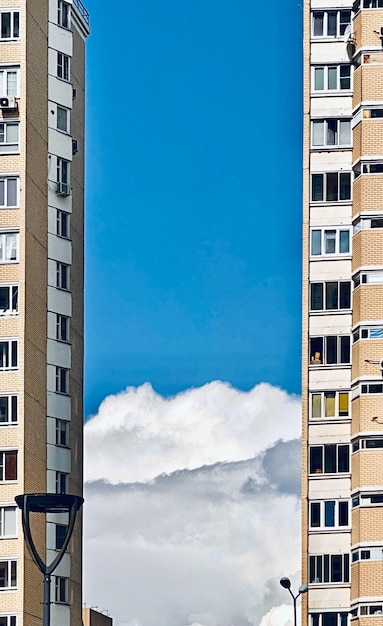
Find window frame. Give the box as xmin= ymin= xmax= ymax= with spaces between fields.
xmin=310 ymin=613 xmax=348 ymax=626
xmin=0 ymin=66 xmax=20 ymax=98
xmin=56 ymin=262 xmax=69 ymax=291
xmin=0 ymin=122 xmax=19 ymax=154
xmin=56 ymin=210 xmax=70 ymax=239
xmin=56 ymin=157 xmax=70 ymax=195
xmin=309 ymin=499 xmax=350 ymax=530
xmin=0 ymin=284 xmax=18 ymax=315
xmin=310 ymin=228 xmax=351 ymax=257
xmin=57 ymin=0 xmax=70 ymax=29
xmin=0 ymin=560 xmax=17 ymax=590
xmin=54 ymin=576 xmax=68 ymax=603
xmin=0 ymin=11 xmax=20 ymax=41
xmin=55 ymin=524 xmax=68 ymax=550
xmin=57 ymin=52 xmax=70 ymax=81
xmin=0 ymin=339 xmax=17 ymax=371
xmin=0 ymin=616 xmax=16 ymax=626
xmin=56 ymin=314 xmax=70 ymax=342
xmin=309 ymin=335 xmax=351 ymax=366
xmin=311 ymin=118 xmax=352 ymax=148
xmin=0 ymin=505 xmax=17 ymax=538
xmin=0 ymin=176 xmax=19 ymax=209
xmin=56 ymin=105 xmax=69 ymax=133
xmin=310 ymin=281 xmax=351 ymax=312
xmin=0 ymin=232 xmax=18 ymax=263
xmin=312 ymin=64 xmax=352 ymax=93
xmin=311 ymin=10 xmax=352 ymax=38
xmin=0 ymin=450 xmax=17 ymax=482
xmin=311 ymin=172 xmax=352 ymax=203
xmin=309 ymin=553 xmax=350 ymax=584
xmin=0 ymin=395 xmax=17 ymax=425
xmin=55 ymin=367 xmax=69 ymax=395
xmin=310 ymin=390 xmax=350 ymax=419
xmin=55 ymin=419 xmax=68 ymax=447
xmin=309 ymin=443 xmax=350 ymax=475
xmin=55 ymin=471 xmax=68 ymax=495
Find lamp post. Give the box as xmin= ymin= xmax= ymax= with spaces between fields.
xmin=280 ymin=577 xmax=308 ymax=626
xmin=15 ymin=493 xmax=84 ymax=626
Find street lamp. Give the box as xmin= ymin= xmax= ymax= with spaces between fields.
xmin=15 ymin=493 xmax=84 ymax=626
xmin=280 ymin=577 xmax=308 ymax=626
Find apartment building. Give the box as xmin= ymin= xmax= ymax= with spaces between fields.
xmin=303 ymin=1 xmax=383 ymax=625
xmin=0 ymin=2 xmax=89 ymax=626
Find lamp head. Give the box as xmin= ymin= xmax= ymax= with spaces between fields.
xmin=280 ymin=577 xmax=291 ymax=590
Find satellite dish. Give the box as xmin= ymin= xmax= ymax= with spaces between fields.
xmin=343 ymin=24 xmax=352 ymax=43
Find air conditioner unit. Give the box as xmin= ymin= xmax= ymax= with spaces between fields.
xmin=72 ymin=139 xmax=78 ymax=155
xmin=0 ymin=97 xmax=16 ymax=109
xmin=56 ymin=182 xmax=70 ymax=197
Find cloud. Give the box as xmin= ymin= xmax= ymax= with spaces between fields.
xmin=84 ymin=381 xmax=301 ymax=483
xmin=83 ymin=382 xmax=302 ymax=626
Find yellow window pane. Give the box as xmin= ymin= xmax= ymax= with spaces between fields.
xmin=312 ymin=394 xmax=322 ymax=418
xmin=325 ymin=392 xmax=336 ymax=417
xmin=339 ymin=392 xmax=349 ymax=416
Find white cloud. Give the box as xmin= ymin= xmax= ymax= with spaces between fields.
xmin=84 ymin=381 xmax=301 ymax=483
xmin=83 ymin=382 xmax=302 ymax=626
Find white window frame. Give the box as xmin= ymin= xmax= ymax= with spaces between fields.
xmin=310 ymin=390 xmax=350 ymax=419
xmin=309 ymin=499 xmax=350 ymax=530
xmin=309 ymin=335 xmax=351 ymax=366
xmin=54 ymin=576 xmax=68 ymax=603
xmin=0 ymin=616 xmax=16 ymax=626
xmin=56 ymin=210 xmax=70 ymax=238
xmin=311 ymin=118 xmax=352 ymax=148
xmin=55 ymin=367 xmax=69 ymax=395
xmin=0 ymin=122 xmax=19 ymax=154
xmin=310 ymin=612 xmax=349 ymax=626
xmin=0 ymin=450 xmax=17 ymax=482
xmin=0 ymin=11 xmax=20 ymax=41
xmin=352 ymin=547 xmax=383 ymax=562
xmin=309 ymin=553 xmax=350 ymax=584
xmin=309 ymin=443 xmax=350 ymax=475
xmin=311 ymin=172 xmax=352 ymax=202
xmin=311 ymin=10 xmax=352 ymax=38
xmin=0 ymin=176 xmax=19 ymax=209
xmin=55 ymin=419 xmax=68 ymax=447
xmin=56 ymin=314 xmax=69 ymax=342
xmin=310 ymin=281 xmax=351 ymax=312
xmin=353 ymin=326 xmax=383 ymax=342
xmin=0 ymin=284 xmax=18 ymax=315
xmin=310 ymin=228 xmax=351 ymax=257
xmin=56 ymin=262 xmax=69 ymax=290
xmin=56 ymin=157 xmax=70 ymax=195
xmin=0 ymin=66 xmax=20 ymax=98
xmin=57 ymin=105 xmax=69 ymax=133
xmin=354 ymin=216 xmax=383 ymax=232
xmin=361 ymin=382 xmax=383 ymax=394
xmin=312 ymin=64 xmax=352 ymax=92
xmin=0 ymin=505 xmax=17 ymax=538
xmin=0 ymin=395 xmax=17 ymax=425
xmin=363 ymin=0 xmax=383 ymax=7
xmin=55 ymin=471 xmax=68 ymax=494
xmin=57 ymin=52 xmax=70 ymax=81
xmin=57 ymin=0 xmax=70 ymax=29
xmin=354 ymin=270 xmax=383 ymax=287
xmin=0 ymin=560 xmax=17 ymax=590
xmin=0 ymin=339 xmax=17 ymax=371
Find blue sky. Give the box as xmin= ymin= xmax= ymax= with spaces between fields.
xmin=84 ymin=0 xmax=303 ymax=418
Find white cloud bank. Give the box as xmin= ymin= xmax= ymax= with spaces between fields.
xmin=84 ymin=382 xmax=302 ymax=626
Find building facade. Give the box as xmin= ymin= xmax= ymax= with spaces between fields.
xmin=0 ymin=2 xmax=89 ymax=626
xmin=303 ymin=1 xmax=383 ymax=625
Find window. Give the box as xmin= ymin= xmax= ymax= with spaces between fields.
xmin=360 ymin=606 xmax=383 ymax=616
xmin=309 ymin=444 xmax=350 ymax=474
xmin=55 ymin=471 xmax=68 ymax=494
xmin=0 ymin=505 xmax=16 ymax=537
xmin=310 ymin=336 xmax=351 ymax=365
xmin=363 ymin=107 xmax=383 ymax=118
xmin=0 ymin=232 xmax=18 ymax=263
xmin=0 ymin=122 xmax=19 ymax=154
xmin=0 ymin=395 xmax=17 ymax=424
xmin=0 ymin=285 xmax=18 ymax=314
xmin=354 ymin=161 xmax=383 ymax=177
xmin=55 ymin=367 xmax=69 ymax=394
xmin=311 ymin=119 xmax=351 ymax=148
xmin=55 ymin=524 xmax=68 ymax=550
xmin=309 ymin=554 xmax=349 ymax=583
xmin=352 ymin=548 xmax=383 ymax=562
xmin=58 ymin=1 xmax=70 ymax=28
xmin=57 ymin=52 xmax=70 ymax=81
xmin=310 ymin=500 xmax=349 ymax=529
xmin=310 ymin=613 xmax=348 ymax=626
xmin=311 ymin=173 xmax=351 ymax=202
xmin=354 ymin=493 xmax=383 ymax=507
xmin=54 ymin=576 xmax=68 ymax=603
xmin=57 ymin=106 xmax=68 ymax=132
xmin=361 ymin=382 xmax=383 ymax=394
xmin=0 ymin=560 xmax=16 ymax=589
xmin=353 ymin=326 xmax=383 ymax=342
xmin=0 ymin=340 xmax=17 ymax=370
xmin=56 ymin=262 xmax=69 ymax=290
xmin=353 ymin=437 xmax=383 ymax=451
xmin=0 ymin=177 xmax=18 ymax=208
xmin=0 ymin=451 xmax=17 ymax=481
xmin=56 ymin=210 xmax=70 ymax=238
xmin=312 ymin=10 xmax=351 ymax=37
xmin=310 ymin=282 xmax=351 ymax=311
xmin=311 ymin=229 xmax=350 ymax=256
xmin=312 ymin=65 xmax=351 ymax=92
xmin=310 ymin=391 xmax=349 ymax=418
xmin=56 ymin=157 xmax=70 ymax=195
xmin=0 ymin=67 xmax=19 ymax=97
xmin=56 ymin=314 xmax=69 ymax=342
xmin=0 ymin=617 xmax=16 ymax=626
xmin=0 ymin=11 xmax=19 ymax=41
xmin=55 ymin=419 xmax=68 ymax=446
xmin=354 ymin=216 xmax=383 ymax=232
xmin=354 ymin=270 xmax=383 ymax=287
xmin=363 ymin=0 xmax=383 ymax=6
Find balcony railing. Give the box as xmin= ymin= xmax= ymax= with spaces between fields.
xmin=73 ymin=0 xmax=90 ymax=25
